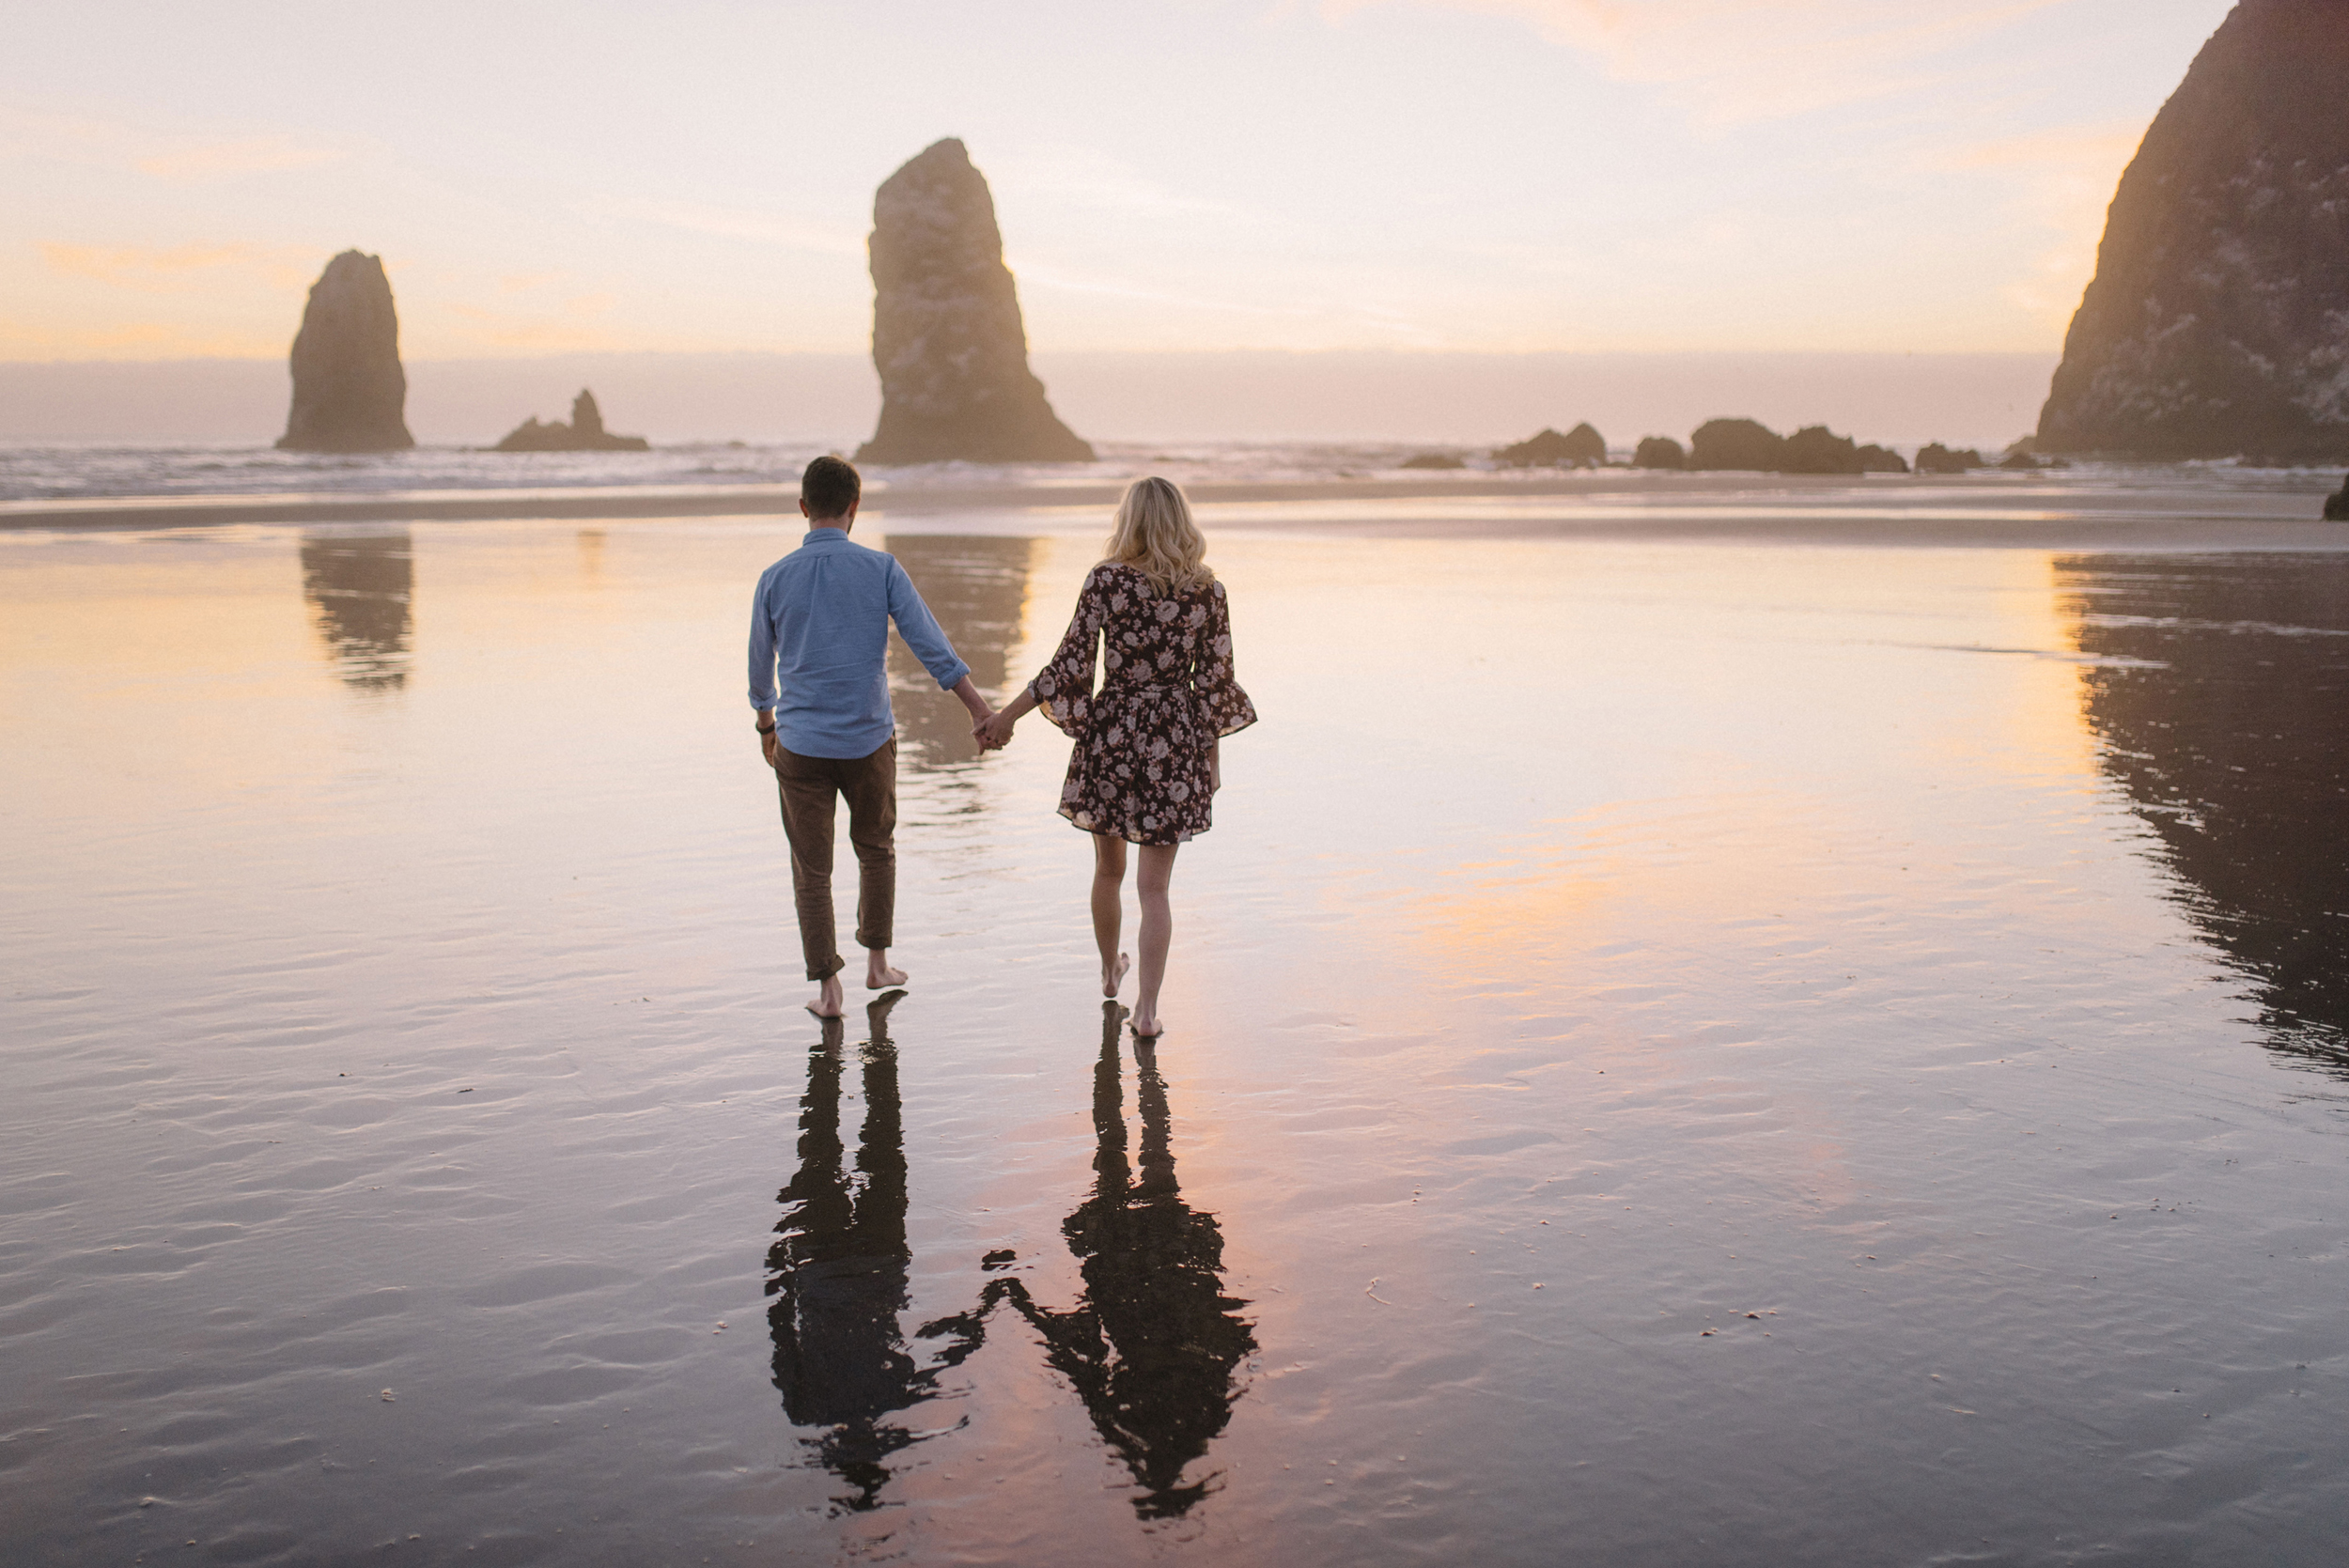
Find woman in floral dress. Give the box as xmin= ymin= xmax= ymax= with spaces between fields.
xmin=976 ymin=477 xmax=1255 ymax=1038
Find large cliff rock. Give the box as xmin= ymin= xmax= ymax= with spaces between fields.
xmin=2037 ymin=0 xmax=2349 ymax=460
xmin=493 ymin=389 xmax=650 ymax=452
xmin=277 ymin=251 xmax=413 ymax=453
xmin=856 ymin=139 xmax=1093 ymax=465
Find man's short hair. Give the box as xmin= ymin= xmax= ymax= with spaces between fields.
xmin=801 ymin=455 xmax=861 ymax=520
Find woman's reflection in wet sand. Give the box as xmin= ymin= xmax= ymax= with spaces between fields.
xmin=960 ymin=1004 xmax=1258 ymax=1518
xmin=766 ymin=994 xmax=980 ymax=1510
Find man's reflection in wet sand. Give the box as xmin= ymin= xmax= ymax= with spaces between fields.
xmin=938 ymin=1004 xmax=1257 ymax=1518
xmin=883 ymin=536 xmax=1037 ymax=772
xmin=2065 ymin=553 xmax=2349 ymax=1070
xmin=766 ymin=995 xmax=980 ymax=1510
xmin=299 ymin=531 xmax=412 ymax=691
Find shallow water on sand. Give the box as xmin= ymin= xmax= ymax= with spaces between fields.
xmin=4 ymin=511 xmax=2348 ymax=1565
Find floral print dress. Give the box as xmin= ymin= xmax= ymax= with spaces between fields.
xmin=1028 ymin=563 xmax=1257 ymax=846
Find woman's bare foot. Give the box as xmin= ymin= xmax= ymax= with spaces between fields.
xmin=1101 ymin=952 xmax=1130 ymax=999
xmin=808 ymin=974 xmax=846 ymax=1017
xmin=865 ymin=950 xmax=907 ymax=990
xmin=1130 ymin=1011 xmax=1164 ymax=1040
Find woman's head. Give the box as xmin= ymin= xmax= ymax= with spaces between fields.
xmin=1104 ymin=476 xmax=1213 ymax=593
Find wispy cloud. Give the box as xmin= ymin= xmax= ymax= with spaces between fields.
xmin=0 ymin=315 xmax=281 ymax=359
xmin=39 ymin=241 xmax=316 ymax=293
xmin=1321 ymin=0 xmax=2067 ymax=122
xmin=135 ymin=135 xmax=344 ymax=182
xmin=0 ymin=109 xmax=346 ymax=182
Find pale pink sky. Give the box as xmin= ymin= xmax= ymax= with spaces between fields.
xmin=0 ymin=0 xmax=2235 ymax=361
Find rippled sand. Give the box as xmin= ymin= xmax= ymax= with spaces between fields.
xmin=4 ymin=497 xmax=2347 ymax=1565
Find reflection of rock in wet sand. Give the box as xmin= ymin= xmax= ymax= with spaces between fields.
xmin=2063 ymin=554 xmax=2349 ymax=1070
xmin=884 ymin=535 xmax=1036 ymax=771
xmin=299 ymin=532 xmax=412 ymax=691
xmin=767 ymin=997 xmax=981 ymax=1511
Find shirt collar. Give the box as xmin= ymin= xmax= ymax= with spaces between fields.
xmin=801 ymin=527 xmax=848 ymax=545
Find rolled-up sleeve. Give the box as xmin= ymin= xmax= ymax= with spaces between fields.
xmin=748 ymin=571 xmax=780 ymax=709
xmin=885 ymin=559 xmax=971 ymax=691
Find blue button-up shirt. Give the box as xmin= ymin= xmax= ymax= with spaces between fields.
xmin=748 ymin=528 xmax=971 ymax=759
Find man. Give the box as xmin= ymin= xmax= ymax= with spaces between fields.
xmin=749 ymin=456 xmax=993 ymax=1016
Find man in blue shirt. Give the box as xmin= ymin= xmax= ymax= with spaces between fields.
xmin=750 ymin=456 xmax=993 ymax=1016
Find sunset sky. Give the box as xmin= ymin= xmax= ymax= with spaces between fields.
xmin=3 ymin=0 xmax=2234 ymax=363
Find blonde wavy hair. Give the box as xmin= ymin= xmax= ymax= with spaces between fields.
xmin=1102 ymin=475 xmax=1214 ymax=594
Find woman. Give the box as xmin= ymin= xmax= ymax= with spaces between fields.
xmin=977 ymin=477 xmax=1255 ymax=1038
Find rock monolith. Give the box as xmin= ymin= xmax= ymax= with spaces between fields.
xmin=493 ymin=389 xmax=650 ymax=452
xmin=2036 ymin=0 xmax=2349 ymax=460
xmin=855 ymin=139 xmax=1093 ymax=464
xmin=1688 ymin=418 xmax=1785 ymax=472
xmin=1632 ymin=436 xmax=1685 ymax=470
xmin=278 ymin=250 xmax=413 ymax=453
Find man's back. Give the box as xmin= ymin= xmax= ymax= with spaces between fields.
xmin=749 ymin=527 xmax=969 ymax=759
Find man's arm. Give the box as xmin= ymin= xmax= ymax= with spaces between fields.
xmin=884 ymin=560 xmax=992 ymax=738
xmin=748 ymin=573 xmax=782 ymax=766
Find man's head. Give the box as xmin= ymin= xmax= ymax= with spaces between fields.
xmin=800 ymin=455 xmax=862 ymax=526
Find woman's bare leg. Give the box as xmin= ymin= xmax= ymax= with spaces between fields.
xmin=1131 ymin=844 xmax=1179 ymax=1036
xmin=1092 ymin=833 xmax=1131 ymax=998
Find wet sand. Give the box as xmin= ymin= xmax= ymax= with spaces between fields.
xmin=4 ymin=503 xmax=2347 ymax=1564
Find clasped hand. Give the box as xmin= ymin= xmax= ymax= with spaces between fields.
xmin=972 ymin=707 xmax=1018 ymax=753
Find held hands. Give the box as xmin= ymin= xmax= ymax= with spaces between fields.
xmin=973 ymin=707 xmax=1019 ymax=753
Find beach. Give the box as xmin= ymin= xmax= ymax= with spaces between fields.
xmin=4 ymin=472 xmax=2348 ymax=1563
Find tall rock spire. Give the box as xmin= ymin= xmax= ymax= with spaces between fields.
xmin=2036 ymin=0 xmax=2349 ymax=460
xmin=856 ymin=139 xmax=1094 ymax=465
xmin=277 ymin=250 xmax=414 ymax=454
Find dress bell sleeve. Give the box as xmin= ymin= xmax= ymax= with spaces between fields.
xmin=1029 ymin=567 xmax=1107 ymax=737
xmin=1194 ymin=580 xmax=1257 ymax=737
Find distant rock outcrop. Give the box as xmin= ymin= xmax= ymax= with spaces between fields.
xmin=493 ymin=389 xmax=650 ymax=453
xmin=1914 ymin=443 xmax=1985 ymax=474
xmin=1494 ymin=423 xmax=1604 ymax=467
xmin=277 ymin=250 xmax=412 ymax=453
xmin=1399 ymin=452 xmax=1466 ymax=470
xmin=1632 ymin=436 xmax=1685 ymax=470
xmin=1779 ymin=425 xmax=1865 ymax=475
xmin=1857 ymin=443 xmax=1909 ymax=474
xmin=2036 ymin=0 xmax=2349 ymax=460
xmin=1561 ymin=422 xmax=1607 ymax=464
xmin=1688 ymin=418 xmax=1785 ymax=472
xmin=855 ymin=139 xmax=1093 ymax=464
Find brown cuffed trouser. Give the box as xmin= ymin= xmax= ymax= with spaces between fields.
xmin=772 ymin=739 xmax=896 ymax=982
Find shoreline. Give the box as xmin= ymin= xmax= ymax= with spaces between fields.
xmin=3 ymin=471 xmax=2345 ymax=551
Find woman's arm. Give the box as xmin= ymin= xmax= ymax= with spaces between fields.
xmin=976 ymin=684 xmax=1039 ymax=751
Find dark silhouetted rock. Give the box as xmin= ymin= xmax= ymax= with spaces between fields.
xmin=856 ymin=139 xmax=1093 ymax=464
xmin=1494 ymin=427 xmax=1577 ymax=467
xmin=277 ymin=250 xmax=412 ymax=453
xmin=1561 ymin=422 xmax=1607 ymax=465
xmin=1999 ymin=450 xmax=2043 ymax=471
xmin=1779 ymin=425 xmax=1865 ymax=474
xmin=2037 ymin=1 xmax=2349 ymax=460
xmin=2326 ymin=474 xmax=2349 ymax=520
xmin=1399 ymin=452 xmax=1466 ymax=470
xmin=1857 ymin=443 xmax=1909 ymax=474
xmin=1914 ymin=443 xmax=1985 ymax=474
xmin=1632 ymin=435 xmax=1685 ymax=470
xmin=493 ymin=389 xmax=650 ymax=452
xmin=1688 ymin=418 xmax=1786 ymax=472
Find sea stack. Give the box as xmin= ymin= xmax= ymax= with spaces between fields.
xmin=492 ymin=389 xmax=650 ymax=452
xmin=2036 ymin=1 xmax=2349 ymax=461
xmin=277 ymin=251 xmax=413 ymax=453
xmin=855 ymin=139 xmax=1093 ymax=465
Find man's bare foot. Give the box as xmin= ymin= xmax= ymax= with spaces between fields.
xmin=808 ymin=974 xmax=846 ymax=1017
xmin=1130 ymin=1011 xmax=1164 ymax=1040
xmin=865 ymin=951 xmax=907 ymax=990
xmin=1101 ymin=952 xmax=1130 ymax=999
